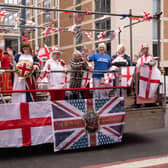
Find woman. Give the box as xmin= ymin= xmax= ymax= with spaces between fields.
xmin=112 ymin=44 xmax=131 ymax=67
xmin=12 ymin=43 xmax=40 ymax=103
xmin=70 ymin=50 xmax=90 ymax=99
xmin=88 ymin=43 xmax=112 ymax=98
xmin=42 ymin=47 xmax=66 ymax=100
xmin=112 ymin=44 xmax=131 ymax=97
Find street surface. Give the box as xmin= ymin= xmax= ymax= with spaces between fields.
xmin=0 ymin=128 xmax=168 ymax=168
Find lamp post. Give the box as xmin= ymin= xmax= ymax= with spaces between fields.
xmin=20 ymin=0 xmax=26 ymax=46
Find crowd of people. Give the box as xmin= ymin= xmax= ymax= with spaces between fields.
xmin=0 ymin=42 xmax=158 ymax=104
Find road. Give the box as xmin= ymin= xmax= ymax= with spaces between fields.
xmin=0 ymin=128 xmax=168 ymax=168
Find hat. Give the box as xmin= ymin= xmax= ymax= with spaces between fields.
xmin=141 ymin=43 xmax=149 ymax=49
xmin=50 ymin=47 xmax=62 ymax=54
xmin=73 ymin=50 xmax=82 ymax=57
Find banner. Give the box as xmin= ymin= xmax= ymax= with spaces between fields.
xmin=0 ymin=102 xmax=53 ymax=147
xmin=0 ymin=98 xmax=125 ymax=150
xmin=51 ymin=97 xmax=125 ymax=152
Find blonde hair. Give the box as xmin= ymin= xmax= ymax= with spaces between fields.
xmin=98 ymin=43 xmax=106 ymax=51
xmin=117 ymin=44 xmax=125 ymax=53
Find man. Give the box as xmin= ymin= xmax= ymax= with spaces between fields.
xmin=135 ymin=43 xmax=160 ymax=105
xmin=88 ymin=43 xmax=112 ymax=98
xmin=136 ymin=43 xmax=155 ymax=70
xmin=70 ymin=50 xmax=90 ymax=99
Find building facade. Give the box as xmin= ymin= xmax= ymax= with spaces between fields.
xmin=0 ymin=0 xmax=167 ymax=69
xmin=161 ymin=0 xmax=168 ymax=70
xmin=58 ymin=0 xmax=153 ymax=64
xmin=0 ymin=0 xmax=20 ymax=54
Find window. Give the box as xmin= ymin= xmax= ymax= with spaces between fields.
xmin=54 ymin=0 xmax=58 ymax=20
xmin=37 ymin=3 xmax=41 ymax=15
xmin=32 ymin=40 xmax=35 ymax=51
xmin=43 ymin=13 xmax=51 ymax=24
xmin=153 ymin=42 xmax=158 ymax=57
xmin=38 ymin=39 xmax=41 ymax=48
xmin=54 ymin=34 xmax=58 ymax=45
xmin=76 ymin=0 xmax=81 ymax=5
xmin=38 ymin=15 xmax=41 ymax=25
xmin=95 ymin=19 xmax=111 ymax=40
xmin=43 ymin=0 xmax=51 ymax=23
xmin=38 ymin=29 xmax=41 ymax=38
xmin=5 ymin=0 xmax=18 ymax=4
xmin=44 ymin=36 xmax=51 ymax=47
xmin=4 ymin=12 xmax=18 ymax=25
xmin=26 ymin=10 xmax=30 ymax=19
xmin=43 ymin=0 xmax=50 ymax=8
xmin=95 ymin=0 xmax=110 ymax=18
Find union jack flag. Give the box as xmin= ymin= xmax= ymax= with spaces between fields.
xmin=51 ymin=97 xmax=125 ymax=152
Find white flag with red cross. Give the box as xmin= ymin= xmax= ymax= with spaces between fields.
xmin=120 ymin=66 xmax=135 ymax=87
xmin=60 ymin=71 xmax=70 ymax=88
xmin=0 ymin=102 xmax=53 ymax=147
xmin=139 ymin=65 xmax=161 ymax=98
xmin=104 ymin=66 xmax=119 ymax=86
xmin=82 ymin=71 xmax=92 ymax=88
xmin=38 ymin=46 xmax=50 ymax=61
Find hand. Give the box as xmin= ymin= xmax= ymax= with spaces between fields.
xmin=7 ymin=48 xmax=13 ymax=56
xmin=47 ymin=64 xmax=51 ymax=70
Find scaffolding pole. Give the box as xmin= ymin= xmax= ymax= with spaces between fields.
xmin=0 ymin=3 xmax=145 ymax=18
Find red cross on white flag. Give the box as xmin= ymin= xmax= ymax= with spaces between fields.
xmin=139 ymin=65 xmax=161 ymax=99
xmin=82 ymin=72 xmax=92 ymax=88
xmin=0 ymin=102 xmax=53 ymax=147
xmin=120 ymin=66 xmax=135 ymax=87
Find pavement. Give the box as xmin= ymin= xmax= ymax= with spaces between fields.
xmin=1 ymin=128 xmax=168 ymax=168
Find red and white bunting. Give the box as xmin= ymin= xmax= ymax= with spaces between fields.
xmin=26 ymin=20 xmax=36 ymax=26
xmin=22 ymin=36 xmax=29 ymax=43
xmin=0 ymin=10 xmax=8 ymax=22
xmin=97 ymin=32 xmax=105 ymax=40
xmin=14 ymin=17 xmax=22 ymax=23
xmin=85 ymin=32 xmax=93 ymax=40
xmin=139 ymin=65 xmax=161 ymax=99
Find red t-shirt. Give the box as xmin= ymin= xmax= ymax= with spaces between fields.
xmin=0 ymin=54 xmax=11 ymax=69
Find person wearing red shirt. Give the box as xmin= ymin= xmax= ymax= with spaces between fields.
xmin=0 ymin=49 xmax=12 ymax=96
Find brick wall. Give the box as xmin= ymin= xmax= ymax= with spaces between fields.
xmin=164 ymin=43 xmax=168 ymax=60
xmin=164 ymin=0 xmax=168 ymax=17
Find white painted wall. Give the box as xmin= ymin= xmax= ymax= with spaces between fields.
xmin=111 ymin=0 xmax=153 ymax=60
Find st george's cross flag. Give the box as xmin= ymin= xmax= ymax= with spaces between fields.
xmin=120 ymin=66 xmax=135 ymax=87
xmin=139 ymin=65 xmax=161 ymax=99
xmin=81 ymin=71 xmax=92 ymax=88
xmin=0 ymin=102 xmax=53 ymax=147
xmin=51 ymin=97 xmax=125 ymax=152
